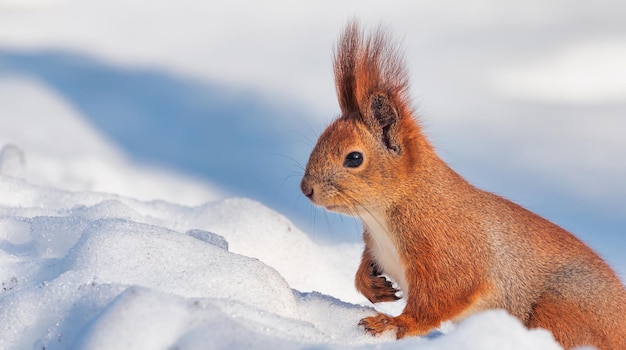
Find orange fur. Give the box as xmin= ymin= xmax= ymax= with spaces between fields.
xmin=300 ymin=20 xmax=626 ymax=350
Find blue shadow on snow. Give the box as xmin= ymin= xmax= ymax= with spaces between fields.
xmin=0 ymin=49 xmax=338 ymax=239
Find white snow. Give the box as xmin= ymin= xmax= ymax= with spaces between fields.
xmin=1 ymin=1 xmax=624 ymax=348
xmin=0 ymin=77 xmax=223 ymax=206
xmin=0 ymin=174 xmax=563 ymax=349
xmin=0 ymin=72 xmax=561 ymax=350
xmin=1 ymin=0 xmax=625 ymax=254
xmin=490 ymin=39 xmax=626 ymax=104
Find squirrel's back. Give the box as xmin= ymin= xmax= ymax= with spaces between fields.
xmin=480 ymin=190 xmax=626 ymax=348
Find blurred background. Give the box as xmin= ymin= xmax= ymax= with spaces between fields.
xmin=0 ymin=1 xmax=624 ymax=276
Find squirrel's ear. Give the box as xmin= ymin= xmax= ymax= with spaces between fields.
xmin=364 ymin=93 xmax=401 ymax=154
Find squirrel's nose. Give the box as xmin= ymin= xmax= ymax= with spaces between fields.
xmin=300 ymin=178 xmax=314 ymax=199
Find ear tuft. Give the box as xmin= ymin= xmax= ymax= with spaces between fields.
xmin=333 ymin=20 xmax=412 ymax=154
xmin=333 ymin=20 xmax=411 ymax=119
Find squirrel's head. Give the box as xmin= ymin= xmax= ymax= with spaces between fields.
xmin=300 ymin=21 xmax=430 ymax=216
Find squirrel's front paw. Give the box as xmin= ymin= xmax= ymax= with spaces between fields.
xmin=370 ymin=275 xmax=401 ymax=302
xmin=356 ymin=263 xmax=401 ymax=303
xmin=359 ymin=314 xmax=406 ymax=338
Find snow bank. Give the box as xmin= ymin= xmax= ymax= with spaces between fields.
xmin=0 ymin=76 xmax=223 ymax=206
xmin=0 ymin=173 xmax=563 ymax=349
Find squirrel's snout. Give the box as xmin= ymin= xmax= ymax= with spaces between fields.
xmin=300 ymin=177 xmax=314 ymax=199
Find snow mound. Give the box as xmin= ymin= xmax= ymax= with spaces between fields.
xmin=0 ymin=175 xmax=562 ymax=349
xmin=0 ymin=76 xmax=223 ymax=206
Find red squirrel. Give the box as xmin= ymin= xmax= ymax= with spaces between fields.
xmin=300 ymin=21 xmax=626 ymax=350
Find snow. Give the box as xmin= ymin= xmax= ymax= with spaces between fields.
xmin=490 ymin=39 xmax=626 ymax=104
xmin=0 ymin=76 xmax=565 ymax=348
xmin=0 ymin=1 xmax=624 ymax=348
xmin=1 ymin=0 xmax=624 ymax=263
xmin=0 ymin=174 xmax=563 ymax=349
xmin=0 ymin=77 xmax=562 ymax=349
xmin=0 ymin=77 xmax=223 ymax=205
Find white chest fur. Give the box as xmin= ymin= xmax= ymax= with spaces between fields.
xmin=360 ymin=210 xmax=409 ymax=296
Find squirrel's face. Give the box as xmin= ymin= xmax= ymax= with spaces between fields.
xmin=300 ymin=107 xmax=406 ymax=216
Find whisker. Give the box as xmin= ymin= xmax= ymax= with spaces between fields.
xmin=293 ymin=129 xmax=317 ymax=149
xmin=322 ymin=210 xmax=338 ymax=245
xmin=310 ymin=204 xmax=318 ymax=236
xmin=276 ymin=171 xmax=304 ymax=193
xmin=335 ymin=185 xmax=388 ymax=235
xmin=272 ymin=152 xmax=306 ymax=171
xmin=301 ymin=119 xmax=322 ymax=145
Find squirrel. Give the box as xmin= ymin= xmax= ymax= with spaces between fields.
xmin=300 ymin=20 xmax=626 ymax=350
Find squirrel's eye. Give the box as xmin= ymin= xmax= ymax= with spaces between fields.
xmin=344 ymin=152 xmax=364 ymax=168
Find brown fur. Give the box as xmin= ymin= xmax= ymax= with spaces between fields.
xmin=300 ymin=21 xmax=626 ymax=349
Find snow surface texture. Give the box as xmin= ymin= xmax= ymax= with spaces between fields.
xmin=0 ymin=174 xmax=563 ymax=349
